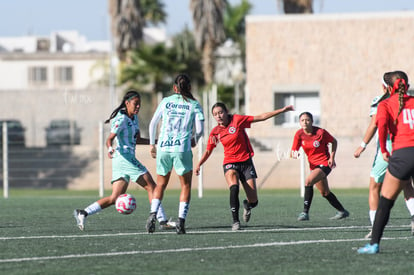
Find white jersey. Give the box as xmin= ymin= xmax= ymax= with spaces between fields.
xmin=149 ymin=93 xmax=204 ymax=153
xmin=111 ymin=110 xmax=139 ymax=154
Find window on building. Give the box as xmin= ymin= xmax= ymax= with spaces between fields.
xmin=55 ymin=66 xmax=73 ymax=84
xmin=28 ymin=67 xmax=47 ymax=85
xmin=274 ymin=91 xmax=320 ymax=127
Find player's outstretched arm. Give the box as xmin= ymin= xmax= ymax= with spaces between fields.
xmin=195 ymin=149 xmax=213 ymax=176
xmin=252 ymin=105 xmax=294 ymax=123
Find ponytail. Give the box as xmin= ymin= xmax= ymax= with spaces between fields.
xmin=394 ymin=79 xmax=407 ymax=124
xmin=174 ymin=74 xmax=195 ymax=101
xmin=105 ymin=90 xmax=140 ymax=124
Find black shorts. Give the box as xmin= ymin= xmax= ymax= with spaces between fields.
xmin=388 ymin=147 xmax=414 ymax=181
xmin=315 ymin=165 xmax=332 ymax=176
xmin=223 ymin=158 xmax=257 ymax=182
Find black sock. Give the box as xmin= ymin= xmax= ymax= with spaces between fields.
xmin=303 ymin=186 xmax=313 ymax=213
xmin=323 ymin=192 xmax=345 ymax=212
xmin=371 ymin=196 xmax=395 ymax=245
xmin=247 ymin=200 xmax=258 ymax=209
xmin=230 ymin=185 xmax=240 ymax=222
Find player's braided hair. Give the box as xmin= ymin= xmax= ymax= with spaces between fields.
xmin=174 ymin=74 xmax=195 ymax=101
xmin=391 ymin=70 xmax=409 ymax=125
xmin=105 ymin=90 xmax=140 ymax=124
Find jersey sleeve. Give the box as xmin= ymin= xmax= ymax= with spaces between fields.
xmin=206 ymin=128 xmax=219 ymax=151
xmin=322 ymin=129 xmax=334 ymax=143
xmin=369 ymin=96 xmax=381 ymax=117
xmin=376 ymin=102 xmax=389 ymax=154
xmin=291 ymin=130 xmax=301 ymax=151
xmin=111 ymin=113 xmax=126 ymax=134
xmin=194 ymin=102 xmax=205 ymax=121
xmin=149 ymin=101 xmax=164 ymax=145
xmin=241 ymin=115 xmax=254 ymax=128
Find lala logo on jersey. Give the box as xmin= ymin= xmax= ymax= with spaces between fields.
xmin=313 ymin=141 xmax=320 ymax=148
xmin=228 ymin=126 xmax=236 ymax=134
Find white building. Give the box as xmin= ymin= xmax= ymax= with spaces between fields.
xmin=0 ymin=29 xmax=167 ymax=147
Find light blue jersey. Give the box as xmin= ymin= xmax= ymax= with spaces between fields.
xmin=369 ymin=95 xmax=392 ymax=183
xmin=110 ymin=110 xmax=147 ymax=183
xmin=150 ymin=94 xmax=204 ymax=153
xmin=111 ymin=111 xmax=139 ymax=154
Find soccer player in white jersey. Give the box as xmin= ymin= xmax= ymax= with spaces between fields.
xmin=146 ymin=74 xmax=205 ymax=234
xmin=73 ymin=90 xmax=174 ymax=231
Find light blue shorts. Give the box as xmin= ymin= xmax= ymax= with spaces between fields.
xmin=156 ymin=150 xmax=193 ymax=176
xmin=370 ymin=141 xmax=392 ymax=184
xmin=111 ymin=152 xmax=148 ymax=183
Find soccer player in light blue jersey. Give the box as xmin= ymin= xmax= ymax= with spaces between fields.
xmin=74 ymin=90 xmax=174 ymax=231
xmin=146 ymin=74 xmax=204 ymax=234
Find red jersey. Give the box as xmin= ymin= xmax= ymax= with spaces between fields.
xmin=291 ymin=126 xmax=334 ymax=170
xmin=376 ymin=94 xmax=414 ymax=153
xmin=206 ymin=114 xmax=254 ymax=164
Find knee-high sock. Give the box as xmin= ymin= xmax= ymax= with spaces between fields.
xmin=178 ymin=201 xmax=189 ymax=220
xmin=303 ymin=186 xmax=313 ymax=213
xmin=230 ymin=185 xmax=240 ymax=222
xmin=371 ymin=196 xmax=395 ymax=245
xmin=323 ymin=192 xmax=345 ymax=212
xmin=156 ymin=204 xmax=168 ymax=222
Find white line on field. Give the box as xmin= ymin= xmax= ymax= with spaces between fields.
xmin=0 ymin=236 xmax=410 ymax=263
xmin=0 ymin=224 xmax=409 ymax=241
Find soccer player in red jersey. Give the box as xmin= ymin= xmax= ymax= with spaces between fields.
xmin=195 ymin=102 xmax=294 ymax=230
xmin=291 ymin=112 xmax=349 ymax=221
xmin=359 ymin=71 xmax=414 ymax=254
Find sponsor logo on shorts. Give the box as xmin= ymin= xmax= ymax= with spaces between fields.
xmin=225 ymin=164 xmax=233 ymax=169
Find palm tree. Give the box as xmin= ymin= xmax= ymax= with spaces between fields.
xmin=190 ymin=0 xmax=227 ymax=85
xmin=108 ymin=0 xmax=144 ymax=61
xmin=171 ymin=27 xmax=204 ymax=89
xmin=279 ymin=0 xmax=313 ymax=14
xmin=108 ymin=0 xmax=167 ymax=61
xmin=140 ymin=0 xmax=167 ymax=25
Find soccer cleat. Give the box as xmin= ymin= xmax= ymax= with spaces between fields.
xmin=232 ymin=221 xmax=241 ymax=231
xmin=243 ymin=200 xmax=252 ymax=223
xmin=297 ymin=212 xmax=309 ymax=221
xmin=357 ymin=243 xmax=379 ymax=254
xmin=73 ymin=209 xmax=87 ymax=231
xmin=330 ymin=210 xmax=350 ymax=220
xmin=176 ymin=218 xmax=186 ymax=234
xmin=159 ymin=218 xmax=177 ymax=230
xmin=146 ymin=213 xmax=156 ymax=233
xmin=365 ymin=229 xmax=372 ymax=239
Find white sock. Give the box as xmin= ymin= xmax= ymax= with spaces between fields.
xmin=178 ymin=201 xmax=189 ymax=220
xmin=150 ymin=199 xmax=161 ymax=214
xmin=85 ymin=202 xmax=102 ymax=216
xmin=369 ymin=210 xmax=376 ymax=226
xmin=405 ymin=198 xmax=414 ymax=217
xmin=156 ymin=204 xmax=167 ymax=222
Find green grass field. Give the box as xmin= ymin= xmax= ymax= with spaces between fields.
xmin=1 ymin=188 xmax=413 ymax=274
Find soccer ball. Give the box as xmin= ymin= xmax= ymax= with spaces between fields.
xmin=115 ymin=193 xmax=136 ymax=215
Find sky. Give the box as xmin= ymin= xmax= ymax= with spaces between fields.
xmin=0 ymin=0 xmax=414 ymax=40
